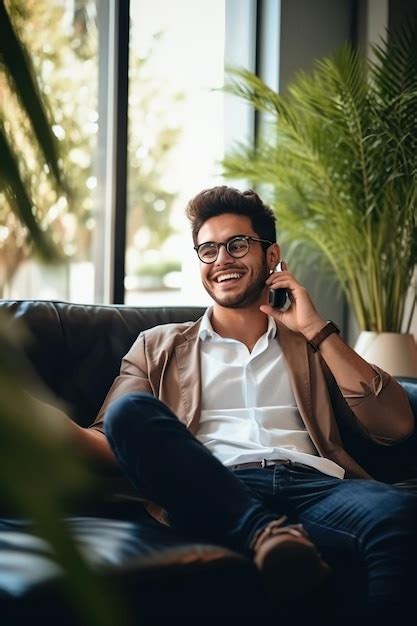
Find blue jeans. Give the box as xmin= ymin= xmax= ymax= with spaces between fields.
xmin=104 ymin=392 xmax=417 ymax=616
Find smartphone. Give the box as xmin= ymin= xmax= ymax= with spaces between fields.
xmin=268 ymin=261 xmax=291 ymax=310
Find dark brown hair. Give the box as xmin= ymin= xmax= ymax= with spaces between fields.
xmin=186 ymin=185 xmax=276 ymax=247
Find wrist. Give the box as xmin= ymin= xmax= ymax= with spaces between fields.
xmin=307 ymin=320 xmax=341 ymax=352
xmin=301 ymin=318 xmax=327 ymax=341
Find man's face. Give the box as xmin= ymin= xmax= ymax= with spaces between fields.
xmin=196 ymin=213 xmax=279 ymax=309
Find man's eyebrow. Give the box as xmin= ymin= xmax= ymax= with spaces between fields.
xmin=198 ymin=234 xmax=248 ymax=244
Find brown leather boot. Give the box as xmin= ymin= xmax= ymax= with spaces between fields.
xmin=250 ymin=516 xmax=331 ymax=600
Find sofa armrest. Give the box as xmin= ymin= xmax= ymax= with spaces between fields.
xmin=396 ymin=377 xmax=417 ymax=418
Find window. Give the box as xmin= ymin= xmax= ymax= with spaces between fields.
xmin=126 ymin=0 xmax=225 ymax=306
xmin=2 ymin=0 xmax=258 ymax=305
xmin=2 ymin=0 xmax=98 ymax=302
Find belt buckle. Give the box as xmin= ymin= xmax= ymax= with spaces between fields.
xmin=261 ymin=459 xmax=267 ymax=468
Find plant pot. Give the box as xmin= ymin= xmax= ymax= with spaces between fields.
xmin=354 ymin=332 xmax=417 ymax=378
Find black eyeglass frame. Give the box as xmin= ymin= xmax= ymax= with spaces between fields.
xmin=194 ymin=235 xmax=273 ymax=264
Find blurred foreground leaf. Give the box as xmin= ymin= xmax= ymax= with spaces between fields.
xmin=0 ymin=313 xmax=124 ymax=626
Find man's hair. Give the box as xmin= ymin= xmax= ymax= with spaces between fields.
xmin=186 ymin=186 xmax=277 ymax=248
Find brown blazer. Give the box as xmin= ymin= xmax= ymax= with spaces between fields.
xmin=92 ymin=318 xmax=414 ymax=485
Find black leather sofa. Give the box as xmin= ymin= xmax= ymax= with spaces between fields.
xmin=0 ymin=299 xmax=416 ymax=624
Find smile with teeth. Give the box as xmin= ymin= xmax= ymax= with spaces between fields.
xmin=216 ymin=272 xmax=243 ymax=283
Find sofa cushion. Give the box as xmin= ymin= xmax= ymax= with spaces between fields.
xmin=0 ymin=300 xmax=416 ymax=623
xmin=0 ymin=300 xmax=205 ymax=426
xmin=0 ymin=512 xmax=248 ymax=598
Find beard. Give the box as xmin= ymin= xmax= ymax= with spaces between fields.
xmin=204 ymin=256 xmax=269 ymax=309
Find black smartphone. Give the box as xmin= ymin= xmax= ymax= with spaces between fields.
xmin=268 ymin=261 xmax=291 ymax=310
xmin=269 ymin=288 xmax=289 ymax=309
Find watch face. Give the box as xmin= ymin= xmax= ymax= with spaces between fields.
xmin=328 ymin=321 xmax=340 ymax=333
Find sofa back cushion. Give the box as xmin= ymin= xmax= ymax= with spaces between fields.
xmin=0 ymin=300 xmax=205 ymax=426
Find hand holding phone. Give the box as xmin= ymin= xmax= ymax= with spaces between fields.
xmin=268 ymin=261 xmax=291 ymax=310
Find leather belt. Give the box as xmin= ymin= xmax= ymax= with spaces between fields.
xmin=229 ymin=459 xmax=317 ymax=472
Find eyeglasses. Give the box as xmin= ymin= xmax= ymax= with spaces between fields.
xmin=194 ymin=235 xmax=273 ymax=264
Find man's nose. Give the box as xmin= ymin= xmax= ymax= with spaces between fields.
xmin=215 ymin=244 xmax=234 ymax=264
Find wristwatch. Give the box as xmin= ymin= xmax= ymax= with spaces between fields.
xmin=308 ymin=321 xmax=340 ymax=352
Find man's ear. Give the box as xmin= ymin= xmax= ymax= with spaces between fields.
xmin=267 ymin=243 xmax=280 ymax=270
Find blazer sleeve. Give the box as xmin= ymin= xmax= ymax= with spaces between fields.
xmin=328 ymin=363 xmax=415 ymax=444
xmin=89 ymin=333 xmax=153 ymax=434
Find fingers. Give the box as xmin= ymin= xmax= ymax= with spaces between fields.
xmin=266 ymin=269 xmax=297 ymax=290
xmin=260 ymin=304 xmax=274 ymax=316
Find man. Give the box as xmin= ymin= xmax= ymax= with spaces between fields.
xmin=74 ymin=186 xmax=416 ymax=616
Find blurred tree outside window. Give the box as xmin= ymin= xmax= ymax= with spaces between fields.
xmin=1 ymin=0 xmax=98 ymax=301
xmin=1 ymin=0 xmax=226 ymax=305
xmin=126 ymin=31 xmax=183 ymax=296
xmin=126 ymin=0 xmax=225 ymax=306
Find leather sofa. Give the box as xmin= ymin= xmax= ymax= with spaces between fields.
xmin=0 ymin=299 xmax=416 ymax=624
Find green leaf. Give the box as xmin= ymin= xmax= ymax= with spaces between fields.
xmin=0 ymin=315 xmax=124 ymax=626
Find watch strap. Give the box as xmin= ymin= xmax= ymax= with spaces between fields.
xmin=308 ymin=321 xmax=340 ymax=352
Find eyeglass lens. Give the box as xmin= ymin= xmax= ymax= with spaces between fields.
xmin=198 ymin=237 xmax=249 ymax=262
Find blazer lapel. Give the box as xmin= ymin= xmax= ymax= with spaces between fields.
xmin=175 ymin=320 xmax=202 ymax=434
xmin=277 ymin=322 xmax=369 ymax=477
xmin=277 ymin=322 xmax=324 ymax=452
xmin=278 ymin=323 xmax=312 ymax=413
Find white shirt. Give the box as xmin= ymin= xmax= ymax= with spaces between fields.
xmin=196 ymin=307 xmax=345 ymax=479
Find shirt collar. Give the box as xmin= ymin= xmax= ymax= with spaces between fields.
xmin=198 ymin=306 xmax=215 ymax=341
xmin=198 ymin=306 xmax=277 ymax=342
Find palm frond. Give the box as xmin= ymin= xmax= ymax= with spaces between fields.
xmin=0 ymin=0 xmax=63 ymax=186
xmin=371 ymin=20 xmax=417 ymax=99
xmin=0 ymin=127 xmax=57 ymax=258
xmin=0 ymin=0 xmax=69 ymax=261
xmin=224 ymin=66 xmax=282 ymax=117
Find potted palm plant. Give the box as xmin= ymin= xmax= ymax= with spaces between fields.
xmin=222 ymin=22 xmax=417 ymax=376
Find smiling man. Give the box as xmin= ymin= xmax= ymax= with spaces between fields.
xmin=84 ymin=186 xmax=416 ymax=617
